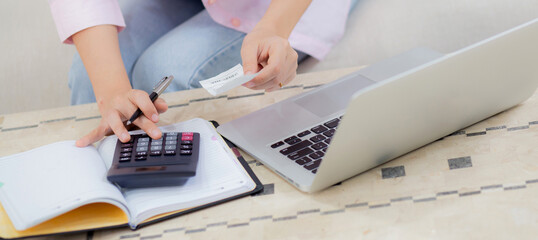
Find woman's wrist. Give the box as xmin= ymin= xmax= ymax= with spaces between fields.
xmin=255 ymin=0 xmax=312 ymax=39
xmin=72 ymin=24 xmax=132 ymax=109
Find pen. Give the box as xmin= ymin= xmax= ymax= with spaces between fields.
xmin=126 ymin=75 xmax=174 ymax=126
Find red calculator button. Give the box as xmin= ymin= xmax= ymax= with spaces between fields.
xmin=181 ymin=135 xmax=193 ymax=141
xmin=182 ymin=132 xmax=194 ymax=136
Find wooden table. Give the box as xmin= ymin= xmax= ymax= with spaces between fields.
xmin=2 ymin=67 xmax=538 ymax=239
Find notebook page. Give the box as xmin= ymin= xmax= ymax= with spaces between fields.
xmin=0 ymin=141 xmax=129 ymax=231
xmin=97 ymin=118 xmax=256 ymax=227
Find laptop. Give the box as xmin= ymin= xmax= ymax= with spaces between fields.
xmin=217 ymin=18 xmax=538 ymax=192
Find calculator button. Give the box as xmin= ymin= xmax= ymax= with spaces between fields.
xmin=165 ymin=140 xmax=176 ymax=145
xmin=135 ymin=155 xmax=147 ymax=161
xmin=180 ymin=150 xmax=192 ymax=155
xmin=150 ymin=150 xmax=162 ymax=156
xmin=165 ymin=145 xmax=176 ymax=150
xmin=138 ymin=137 xmax=150 ymax=142
xmin=150 ymin=146 xmax=162 ymax=151
xmin=136 ymin=146 xmax=148 ymax=152
xmin=136 ymin=151 xmax=147 ymax=156
xmin=120 ymin=152 xmax=131 ymax=158
xmin=181 ymin=135 xmax=193 ymax=141
xmin=119 ymin=157 xmax=131 ymax=162
xmin=164 ymin=150 xmax=176 ymax=155
xmin=165 ymin=135 xmax=177 ymax=140
xmin=151 ymin=140 xmax=163 ymax=146
xmin=181 ymin=140 xmax=193 ymax=145
xmin=121 ymin=147 xmax=132 ymax=153
xmin=166 ymin=132 xmax=179 ymax=136
xmin=121 ymin=143 xmax=133 ymax=148
xmin=136 ymin=142 xmax=149 ymax=147
xmin=180 ymin=145 xmax=192 ymax=150
xmin=182 ymin=132 xmax=194 ymax=136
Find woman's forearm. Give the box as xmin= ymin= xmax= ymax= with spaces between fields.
xmin=72 ymin=25 xmax=131 ymax=107
xmin=255 ymin=0 xmax=312 ymax=38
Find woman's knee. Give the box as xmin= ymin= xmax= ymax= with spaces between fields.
xmin=131 ymin=49 xmax=180 ymax=93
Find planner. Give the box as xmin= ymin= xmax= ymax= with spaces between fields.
xmin=0 ymin=118 xmax=262 ymax=239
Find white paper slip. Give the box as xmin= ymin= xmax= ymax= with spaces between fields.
xmin=199 ymin=64 xmax=259 ymax=96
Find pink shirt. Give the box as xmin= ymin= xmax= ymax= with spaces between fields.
xmin=48 ymin=0 xmax=351 ymax=60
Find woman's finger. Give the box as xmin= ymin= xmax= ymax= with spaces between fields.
xmin=76 ymin=120 xmax=112 ymax=147
xmin=241 ymin=40 xmax=261 ymax=75
xmin=128 ymin=90 xmax=159 ymax=123
xmin=154 ymin=98 xmax=168 ymax=114
xmin=133 ymin=115 xmax=162 ymax=140
xmin=107 ymin=111 xmax=131 ymax=142
xmin=243 ymin=44 xmax=287 ymax=89
xmin=264 ymin=69 xmax=296 ymax=92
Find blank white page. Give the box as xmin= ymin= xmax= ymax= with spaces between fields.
xmin=0 ymin=141 xmax=128 ymax=230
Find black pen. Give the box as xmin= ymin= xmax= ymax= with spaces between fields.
xmin=126 ymin=76 xmax=173 ymax=126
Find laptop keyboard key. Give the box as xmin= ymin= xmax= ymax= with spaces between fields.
xmin=310 ymin=134 xmax=326 ymax=143
xmin=288 ymin=147 xmax=314 ymax=160
xmin=304 ymin=160 xmax=321 ymax=170
xmin=284 ymin=136 xmax=301 ymax=145
xmin=311 ymin=125 xmax=328 ymax=134
xmin=323 ymin=129 xmax=336 ymax=138
xmin=271 ymin=141 xmax=284 ymax=148
xmin=297 ymin=130 xmax=311 ymax=137
xmin=323 ymin=118 xmax=340 ymax=128
xmin=312 ymin=142 xmax=327 ymax=150
xmin=286 ymin=138 xmax=301 ymax=145
xmin=312 ymin=169 xmax=318 ymax=174
xmin=309 ymin=151 xmax=324 ymax=159
xmin=279 ymin=140 xmax=313 ymax=155
xmin=324 ymin=138 xmax=331 ymax=144
xmin=296 ymin=156 xmax=312 ymax=165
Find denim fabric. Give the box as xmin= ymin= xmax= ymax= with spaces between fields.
xmin=68 ymin=0 xmax=308 ymax=105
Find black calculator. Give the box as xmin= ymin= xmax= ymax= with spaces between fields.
xmin=107 ymin=132 xmax=200 ymax=188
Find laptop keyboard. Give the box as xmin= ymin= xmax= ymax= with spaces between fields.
xmin=270 ymin=116 xmax=342 ymax=174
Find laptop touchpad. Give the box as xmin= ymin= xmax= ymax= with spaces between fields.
xmin=294 ymin=74 xmax=375 ymax=117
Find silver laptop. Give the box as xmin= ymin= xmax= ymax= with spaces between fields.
xmin=217 ymin=18 xmax=538 ymax=192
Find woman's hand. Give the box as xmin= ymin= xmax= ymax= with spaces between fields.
xmin=240 ymin=0 xmax=311 ymax=92
xmin=240 ymin=27 xmax=299 ymax=92
xmin=75 ymin=88 xmax=168 ymax=147
xmin=72 ymin=25 xmax=169 ymax=147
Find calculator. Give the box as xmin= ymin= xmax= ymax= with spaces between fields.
xmin=107 ymin=132 xmax=200 ymax=188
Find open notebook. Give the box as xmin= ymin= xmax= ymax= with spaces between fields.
xmin=0 ymin=118 xmax=262 ymax=239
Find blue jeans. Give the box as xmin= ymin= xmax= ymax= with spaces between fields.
xmin=69 ymin=0 xmax=308 ymax=105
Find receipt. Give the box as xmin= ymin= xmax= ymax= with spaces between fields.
xmin=199 ymin=64 xmax=259 ymax=96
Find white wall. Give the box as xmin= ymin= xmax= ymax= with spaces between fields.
xmin=0 ymin=1 xmax=75 ymax=115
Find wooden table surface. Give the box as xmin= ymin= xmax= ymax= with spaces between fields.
xmin=2 ymin=67 xmax=538 ymax=240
